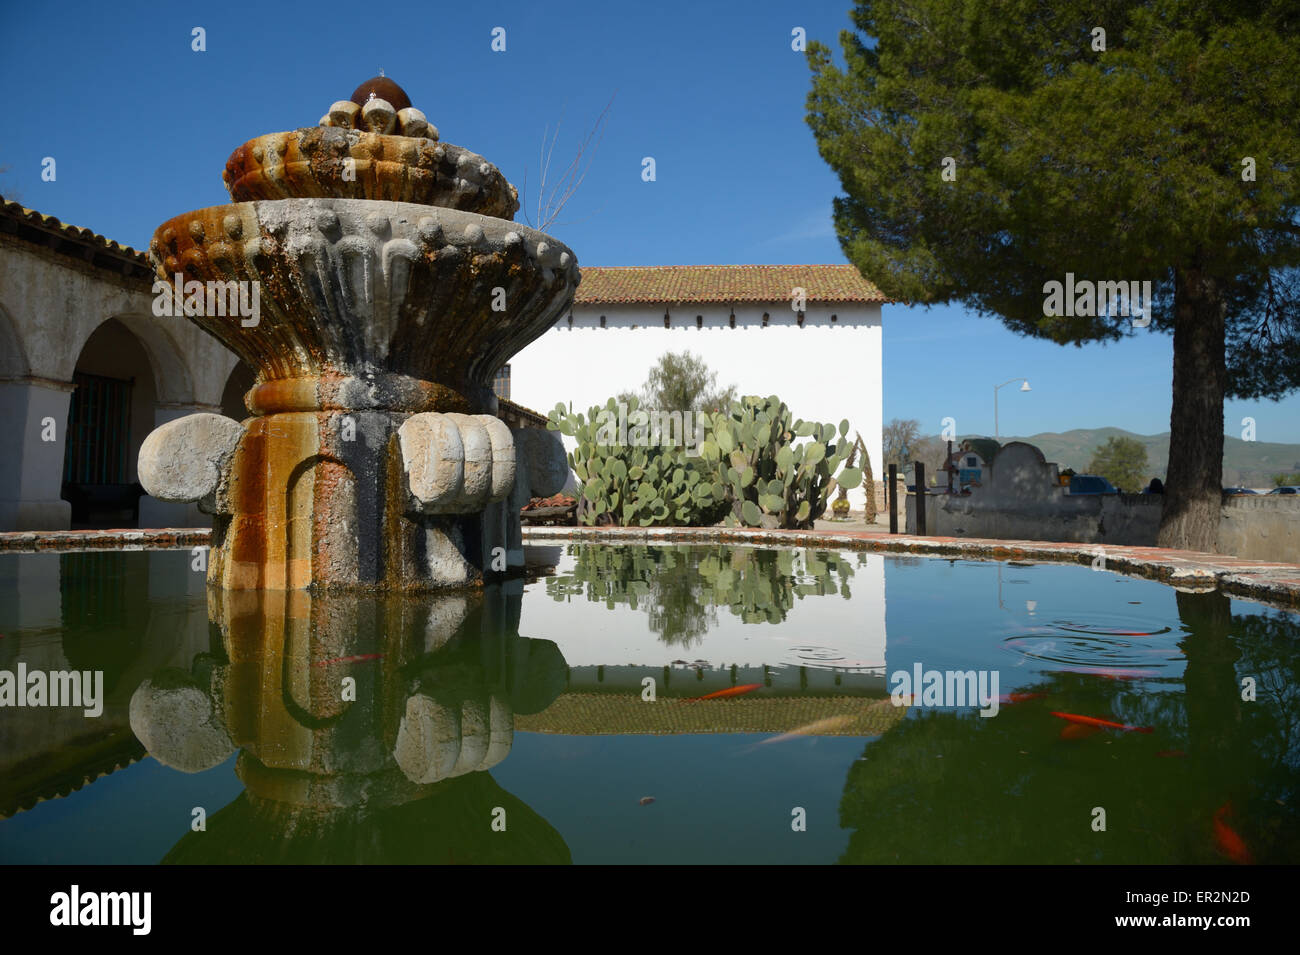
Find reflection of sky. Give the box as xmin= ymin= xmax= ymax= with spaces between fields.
xmin=884 ymin=559 xmax=1191 ymax=703
xmin=520 ymin=546 xmax=886 ymax=671
xmin=0 ymin=754 xmax=242 ymax=864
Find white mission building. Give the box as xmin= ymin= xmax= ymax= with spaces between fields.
xmin=507 ymin=265 xmax=887 ymax=511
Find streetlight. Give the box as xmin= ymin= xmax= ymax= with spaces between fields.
xmin=993 ymin=378 xmax=1031 ymax=440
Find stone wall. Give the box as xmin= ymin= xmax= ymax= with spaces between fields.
xmin=1219 ymin=495 xmax=1300 ymax=562
xmin=903 ymin=440 xmax=1300 ymax=562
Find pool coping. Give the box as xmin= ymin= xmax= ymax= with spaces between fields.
xmin=522 ymin=525 xmax=1300 ymax=613
xmin=3 ymin=525 xmax=1299 ymax=613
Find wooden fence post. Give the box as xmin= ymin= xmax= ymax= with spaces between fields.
xmin=888 ymin=464 xmax=898 ymax=534
xmin=915 ymin=462 xmax=927 ymax=535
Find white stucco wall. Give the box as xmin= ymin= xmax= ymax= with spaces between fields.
xmin=0 ymin=235 xmax=242 ymax=529
xmin=508 ymin=302 xmax=884 ymax=512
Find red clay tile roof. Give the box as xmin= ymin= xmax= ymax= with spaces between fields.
xmin=0 ymin=196 xmax=152 ymax=280
xmin=573 ymin=265 xmax=887 ymax=305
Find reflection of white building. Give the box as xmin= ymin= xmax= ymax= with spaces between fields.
xmin=508 ymin=266 xmax=888 ymax=512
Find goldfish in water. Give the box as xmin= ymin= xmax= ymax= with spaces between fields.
xmin=687 ymin=683 xmax=762 ymax=701
xmin=1050 ymin=711 xmax=1154 ymax=733
xmin=639 ymin=796 xmax=656 ymax=806
xmin=759 ymin=715 xmax=855 ymax=744
xmin=1213 ymin=802 xmax=1254 ymax=864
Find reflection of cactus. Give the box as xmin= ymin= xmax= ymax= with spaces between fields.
xmin=545 ymin=543 xmax=855 ymax=637
xmin=547 ymin=395 xmax=861 ymax=529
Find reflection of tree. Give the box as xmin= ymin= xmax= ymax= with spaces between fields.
xmin=837 ymin=590 xmax=1299 ymax=863
xmin=1220 ymin=602 xmax=1300 ymax=852
xmin=646 ymin=548 xmax=717 ymax=646
xmin=545 ymin=544 xmax=855 ymax=645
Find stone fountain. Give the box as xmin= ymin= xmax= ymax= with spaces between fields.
xmin=138 ymin=77 xmax=573 ymax=591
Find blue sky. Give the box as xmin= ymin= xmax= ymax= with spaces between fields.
xmin=1 ymin=0 xmax=1295 ymax=443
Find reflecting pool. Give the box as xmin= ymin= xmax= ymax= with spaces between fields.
xmin=1 ymin=544 xmax=1296 ymax=864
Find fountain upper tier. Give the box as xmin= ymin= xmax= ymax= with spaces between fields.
xmin=223 ymin=77 xmax=519 ymax=218
xmin=148 ymin=78 xmax=577 ymax=414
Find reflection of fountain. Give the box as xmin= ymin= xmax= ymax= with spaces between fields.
xmin=129 ymin=583 xmax=571 ymax=863
xmin=136 ymin=77 xmax=573 ymax=591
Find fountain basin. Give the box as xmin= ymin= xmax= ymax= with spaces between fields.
xmin=150 ymin=199 xmax=578 ymax=413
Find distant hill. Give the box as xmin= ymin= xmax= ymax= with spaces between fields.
xmin=936 ymin=427 xmax=1300 ymax=489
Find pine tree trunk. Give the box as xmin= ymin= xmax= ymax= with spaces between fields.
xmin=1156 ymin=263 xmax=1226 ymax=553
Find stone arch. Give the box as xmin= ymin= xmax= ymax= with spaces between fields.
xmin=107 ymin=312 xmax=197 ymax=405
xmin=0 ymin=301 xmax=29 ymax=378
xmin=61 ymin=319 xmax=166 ymax=526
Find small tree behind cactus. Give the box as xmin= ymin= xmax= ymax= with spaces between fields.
xmin=857 ymin=432 xmax=877 ymax=523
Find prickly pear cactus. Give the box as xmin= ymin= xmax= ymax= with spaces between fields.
xmin=698 ymin=396 xmax=862 ymax=529
xmin=547 ymin=394 xmax=860 ymax=530
xmin=547 ymin=397 xmax=726 ymax=527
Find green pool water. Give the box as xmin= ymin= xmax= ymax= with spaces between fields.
xmin=0 ymin=543 xmax=1296 ymax=864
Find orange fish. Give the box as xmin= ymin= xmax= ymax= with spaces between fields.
xmin=687 ymin=683 xmax=762 ymax=701
xmin=1213 ymin=802 xmax=1254 ymax=864
xmin=1050 ymin=711 xmax=1154 ymax=734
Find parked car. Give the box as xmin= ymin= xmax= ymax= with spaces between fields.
xmin=1223 ymin=487 xmax=1259 ymax=495
xmin=1068 ymin=474 xmax=1119 ymax=495
xmin=1268 ymin=486 xmax=1300 ymax=495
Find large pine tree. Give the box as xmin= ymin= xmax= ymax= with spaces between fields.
xmin=806 ymin=0 xmax=1300 ymax=551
